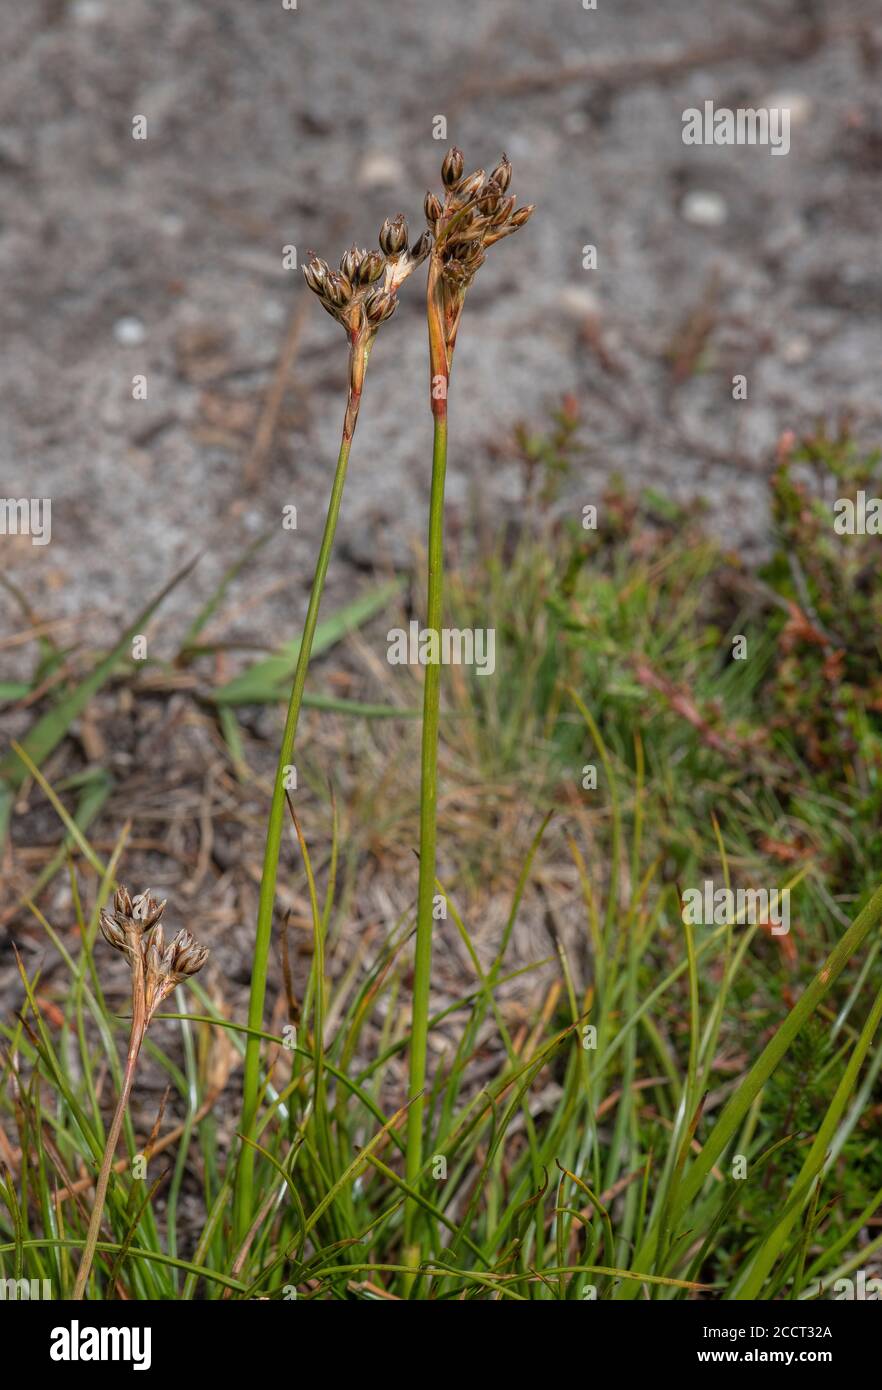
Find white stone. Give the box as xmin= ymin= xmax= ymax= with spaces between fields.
xmin=681 ymin=191 xmax=728 ymax=228
xmin=113 ymin=316 xmax=147 ymax=346
xmin=357 ymin=152 xmax=404 ymax=189
xmin=781 ymin=335 xmax=811 ymax=365
xmin=72 ymin=0 xmax=106 ymax=22
xmin=558 ymin=286 xmax=600 ymax=321
xmin=763 ymin=92 xmax=812 ymax=127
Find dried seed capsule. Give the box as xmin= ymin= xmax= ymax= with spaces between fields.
xmin=489 ymin=155 xmax=512 ymax=193
xmin=172 ymin=930 xmax=209 ymax=977
xmin=441 ymin=146 xmax=464 ymax=187
xmin=442 ymin=259 xmax=468 ymax=288
xmin=325 ymin=270 xmax=353 ymax=305
xmin=303 ymin=265 xmax=322 ymax=294
xmin=145 ymin=924 xmax=165 ymax=976
xmin=456 ymin=169 xmax=485 ymax=201
xmin=303 ymin=257 xmax=330 ymax=295
xmin=424 ymin=191 xmax=443 ymax=225
xmin=114 ymin=886 xmax=133 ymax=918
xmin=99 ymin=910 xmax=128 ymax=953
xmin=410 ymin=230 xmax=432 ymax=264
xmin=379 ymin=214 xmax=408 ymax=256
xmin=510 ymin=204 xmax=535 ymax=228
xmin=490 ymin=195 xmax=516 ymax=226
xmin=460 ymin=242 xmax=486 ymax=271
xmin=339 ymin=245 xmax=362 ymax=281
xmin=364 ymin=288 xmax=398 ymax=324
xmin=448 ymin=221 xmax=486 ymax=248
xmin=132 ymin=890 xmax=166 ymax=929
xmin=357 ymin=250 xmax=385 ymax=285
xmin=478 ymin=180 xmax=503 ymax=215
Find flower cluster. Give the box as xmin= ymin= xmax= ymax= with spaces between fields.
xmin=302 ymin=215 xmax=432 ymax=338
xmin=425 ymin=147 xmax=534 ymax=297
xmin=100 ymin=886 xmax=208 ymax=1023
xmin=422 ymin=147 xmax=534 ymax=380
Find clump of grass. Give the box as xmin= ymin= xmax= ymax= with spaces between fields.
xmin=3 ymin=772 xmax=882 ymax=1298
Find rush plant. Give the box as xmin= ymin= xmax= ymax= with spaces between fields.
xmin=72 ymin=888 xmax=207 ymax=1299
xmin=235 ymin=216 xmax=429 ymax=1237
xmin=237 ymin=153 xmax=534 ymax=1253
xmin=405 ymin=148 xmax=534 ymax=1268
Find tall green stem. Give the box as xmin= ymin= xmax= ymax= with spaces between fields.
xmin=235 ymin=333 xmax=371 ymax=1241
xmin=404 ymin=402 xmax=448 ymax=1268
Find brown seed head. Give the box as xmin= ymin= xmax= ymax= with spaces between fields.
xmin=477 ymin=181 xmax=503 ymax=215
xmin=339 ymin=245 xmax=363 ymax=281
xmin=364 ymin=288 xmax=398 ymax=325
xmin=428 ymin=147 xmax=534 ymax=307
xmin=489 ymin=155 xmax=513 ymax=193
xmin=304 ymin=213 xmax=429 ymax=338
xmin=424 ymin=191 xmax=444 ymax=227
xmin=510 ymin=204 xmax=535 ymax=228
xmin=99 ymin=910 xmax=128 ymax=954
xmin=171 ymin=929 xmax=210 ymax=977
xmin=97 ymin=883 xmax=209 ymax=1032
xmin=303 ymin=262 xmax=324 ymax=295
xmin=325 ymin=270 xmax=354 ymax=306
xmin=490 ymin=195 xmax=516 ymax=227
xmin=442 ymin=259 xmax=469 ymax=289
xmin=145 ymin=923 xmax=166 ymax=977
xmin=456 ymin=169 xmax=485 ymax=201
xmin=459 ymin=243 xmax=486 ymax=273
xmin=131 ymin=890 xmax=166 ymax=929
xmin=379 ymin=214 xmax=408 ymax=257
xmin=441 ymin=146 xmax=464 ymax=187
xmin=410 ymin=230 xmax=433 ymax=265
xmin=356 ymin=249 xmax=386 ymax=285
xmin=143 ymin=922 xmax=209 ymax=1020
xmin=99 ymin=885 xmax=166 ymax=961
xmin=114 ymin=885 xmax=133 ymax=918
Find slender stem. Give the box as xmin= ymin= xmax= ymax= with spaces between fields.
xmin=404 ymin=380 xmax=449 ymax=1272
xmin=234 ymin=333 xmax=372 ymax=1242
xmin=73 ymin=963 xmax=146 ymax=1300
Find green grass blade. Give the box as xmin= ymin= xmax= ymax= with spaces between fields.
xmin=0 ymin=555 xmax=199 ymax=793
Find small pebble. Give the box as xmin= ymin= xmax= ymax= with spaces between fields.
xmin=681 ymin=191 xmax=728 ymax=228
xmin=159 ymin=212 xmax=185 ymax=238
xmin=781 ymin=336 xmax=811 ymax=365
xmin=763 ymin=92 xmax=812 ymax=128
xmin=358 ymin=151 xmax=404 ymax=190
xmin=113 ymin=316 xmax=146 ymax=346
xmin=557 ymin=286 xmax=601 ymax=322
xmin=71 ymin=0 xmax=106 ymax=22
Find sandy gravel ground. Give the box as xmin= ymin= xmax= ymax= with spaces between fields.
xmin=2 ymin=0 xmax=881 ymax=658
